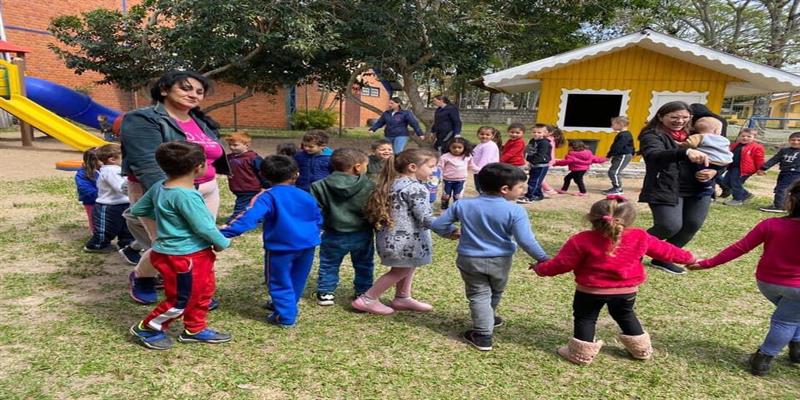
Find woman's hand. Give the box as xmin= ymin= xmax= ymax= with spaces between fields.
xmin=685 ymin=149 xmax=710 ymax=166
xmin=695 ymin=169 xmax=717 ymax=182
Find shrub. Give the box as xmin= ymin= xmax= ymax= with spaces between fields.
xmin=291 ymin=109 xmax=338 ymax=130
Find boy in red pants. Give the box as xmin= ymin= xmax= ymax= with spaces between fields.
xmin=129 ymin=142 xmax=232 ymax=350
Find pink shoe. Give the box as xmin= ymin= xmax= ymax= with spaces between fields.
xmin=389 ymin=297 xmax=433 ymax=312
xmin=555 ymin=189 xmax=569 ymax=194
xmin=351 ymin=295 xmax=395 ymax=315
xmin=573 ymin=192 xmax=588 ymax=197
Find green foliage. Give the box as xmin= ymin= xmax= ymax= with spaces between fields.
xmin=291 ymin=109 xmax=338 ymax=130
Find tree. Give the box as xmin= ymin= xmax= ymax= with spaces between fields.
xmin=48 ymin=0 xmax=339 ymax=111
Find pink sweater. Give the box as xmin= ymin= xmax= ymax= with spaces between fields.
xmin=438 ymin=153 xmax=472 ymax=181
xmin=470 ymin=141 xmax=500 ymax=172
xmin=535 ymin=228 xmax=695 ymax=293
xmin=554 ymin=149 xmax=606 ymax=172
xmin=697 ymin=218 xmax=800 ymax=287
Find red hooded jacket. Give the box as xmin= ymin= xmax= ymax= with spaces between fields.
xmin=730 ymin=141 xmax=765 ymax=176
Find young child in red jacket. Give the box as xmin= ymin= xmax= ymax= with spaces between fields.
xmin=718 ymin=128 xmax=765 ymax=205
xmin=499 ymin=122 xmax=526 ymax=168
xmin=532 ymin=195 xmax=696 ymax=365
xmin=554 ymin=140 xmax=606 ymax=196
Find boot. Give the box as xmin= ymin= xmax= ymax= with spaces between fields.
xmin=618 ymin=332 xmax=653 ymax=360
xmin=789 ymin=341 xmax=800 ymax=363
xmin=749 ymin=350 xmax=774 ymax=376
xmin=556 ymin=337 xmax=604 ymax=365
xmin=440 ymin=198 xmax=449 ymax=210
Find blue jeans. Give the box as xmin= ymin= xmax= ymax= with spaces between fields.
xmin=386 ymin=136 xmax=409 ymax=154
xmin=317 ymin=230 xmax=375 ymax=295
xmin=265 ymin=248 xmax=316 ymax=325
xmin=442 ymin=180 xmax=465 ymax=201
xmin=86 ymin=203 xmax=133 ymax=249
xmin=227 ymin=191 xmax=259 ymax=223
xmin=756 ymin=281 xmax=800 ymax=356
xmin=773 ymin=171 xmax=800 ymax=209
xmin=719 ymin=167 xmax=751 ymax=201
xmin=525 ymin=166 xmax=549 ymax=199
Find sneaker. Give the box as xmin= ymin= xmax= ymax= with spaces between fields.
xmin=724 ymin=200 xmax=744 ymax=206
xmin=494 ymin=316 xmax=504 ymax=328
xmin=573 ymin=192 xmax=588 ymax=197
xmin=208 ymin=298 xmax=220 ymax=311
xmin=351 ymin=295 xmax=395 ymax=315
xmin=749 ymin=350 xmax=774 ymax=376
xmin=555 ymin=189 xmax=569 ymax=194
xmin=759 ymin=207 xmax=785 ymax=213
xmin=83 ymin=244 xmax=117 ymax=253
xmin=516 ymin=197 xmax=532 ymax=204
xmin=743 ymin=192 xmax=754 ymax=203
xmin=605 ymin=188 xmax=624 ymax=195
xmin=118 ymin=246 xmax=142 ymax=265
xmin=463 ymin=330 xmax=493 ymax=351
xmin=649 ymin=260 xmax=686 ymax=275
xmin=128 ymin=272 xmax=157 ymax=304
xmin=530 ymin=196 xmax=544 ymax=201
xmin=316 ymin=292 xmax=335 ymax=306
xmin=130 ymin=322 xmax=173 ymax=350
xmin=389 ymin=297 xmax=433 ymax=312
xmin=262 ymin=300 xmax=275 ymax=311
xmin=178 ymin=327 xmax=232 ymax=344
xmin=601 ymin=187 xmax=616 ymax=194
xmin=266 ymin=313 xmax=295 ymax=328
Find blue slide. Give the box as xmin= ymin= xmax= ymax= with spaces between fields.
xmin=24 ymin=77 xmax=121 ymax=130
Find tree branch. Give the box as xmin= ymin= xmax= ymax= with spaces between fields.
xmin=344 ymin=65 xmax=385 ymax=116
xmin=204 ymin=87 xmax=255 ymax=113
xmin=203 ymin=45 xmax=263 ymax=78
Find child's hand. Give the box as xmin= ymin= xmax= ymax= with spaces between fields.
xmin=447 ymin=228 xmax=461 ymax=240
xmin=213 ymin=244 xmax=226 ymax=252
xmin=756 ymin=170 xmax=767 ymax=176
xmin=686 ymin=260 xmax=704 ymax=270
xmin=528 ymin=263 xmax=539 ymax=273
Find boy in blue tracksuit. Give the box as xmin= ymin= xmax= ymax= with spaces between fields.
xmin=221 ymin=155 xmax=323 ymax=328
xmin=294 ymin=130 xmax=332 ymax=191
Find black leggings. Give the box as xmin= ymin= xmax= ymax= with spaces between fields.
xmin=562 ymin=171 xmax=587 ymax=193
xmin=573 ymin=291 xmax=643 ymax=341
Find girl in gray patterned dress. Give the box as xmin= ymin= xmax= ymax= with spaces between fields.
xmin=352 ymin=148 xmax=440 ymax=315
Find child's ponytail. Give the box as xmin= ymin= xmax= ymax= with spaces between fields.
xmin=587 ymin=195 xmax=637 ymax=254
xmin=365 ymin=154 xmax=399 ymax=230
xmin=82 ymin=147 xmax=100 ymax=180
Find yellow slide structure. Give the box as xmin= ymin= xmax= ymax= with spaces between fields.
xmin=0 ymin=61 xmax=107 ymax=151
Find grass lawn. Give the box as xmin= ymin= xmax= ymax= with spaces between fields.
xmin=0 ymin=173 xmax=798 ymax=398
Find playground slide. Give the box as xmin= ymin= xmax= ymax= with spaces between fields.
xmin=0 ymin=95 xmax=107 ymax=151
xmin=25 ymin=77 xmax=121 ymax=130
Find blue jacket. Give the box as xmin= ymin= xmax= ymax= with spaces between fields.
xmin=370 ymin=109 xmax=424 ymax=138
xmin=120 ymin=103 xmax=230 ymax=191
xmin=294 ymin=152 xmax=331 ymax=191
xmin=431 ymin=104 xmax=462 ymax=137
xmin=221 ymin=185 xmax=322 ymax=251
xmin=75 ymin=168 xmax=99 ymax=205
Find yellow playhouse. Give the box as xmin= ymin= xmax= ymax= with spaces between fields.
xmin=480 ymin=29 xmax=800 ymax=157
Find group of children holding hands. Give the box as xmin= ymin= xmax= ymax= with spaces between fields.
xmin=72 ymin=123 xmax=800 ymax=376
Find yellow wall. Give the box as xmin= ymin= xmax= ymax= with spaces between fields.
xmin=533 ymin=47 xmax=738 ymax=157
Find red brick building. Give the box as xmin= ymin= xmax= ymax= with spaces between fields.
xmin=0 ymin=0 xmax=387 ymax=128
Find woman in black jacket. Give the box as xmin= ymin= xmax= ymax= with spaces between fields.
xmin=639 ymin=101 xmax=715 ymax=274
xmin=430 ymin=95 xmax=462 ymax=153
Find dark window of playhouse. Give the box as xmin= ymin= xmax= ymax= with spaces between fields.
xmin=563 ymin=94 xmax=623 ymax=128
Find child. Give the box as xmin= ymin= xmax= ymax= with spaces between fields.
xmin=276 ymin=142 xmax=298 ymax=157
xmin=604 ymin=116 xmax=635 ymax=195
xmin=718 ymin=128 xmax=764 ymax=205
xmin=367 ymin=139 xmax=393 ymax=181
xmin=294 ymin=130 xmax=332 ymax=191
xmin=499 ymin=123 xmax=526 ymax=168
xmin=98 ymin=115 xmax=116 ymax=142
xmin=540 ymin=125 xmax=565 ymax=197
xmin=554 ymin=140 xmax=606 ymax=196
xmin=758 ymin=132 xmax=800 ymax=213
xmin=431 ymin=163 xmax=550 ymax=351
xmin=129 ymin=142 xmax=232 ymax=350
xmin=517 ymin=124 xmax=552 ymax=203
xmin=688 ymin=181 xmax=800 ymax=376
xmin=221 ymin=155 xmax=322 ymax=327
xmin=533 ymin=196 xmax=696 ymax=365
xmin=682 ymin=117 xmax=733 ymax=197
xmin=310 ymin=148 xmax=376 ymax=306
xmin=75 ymin=147 xmax=100 ymax=234
xmin=224 ymin=131 xmax=267 ymax=221
xmin=469 ymin=126 xmax=501 ymax=193
xmin=439 ymin=137 xmax=473 ymax=209
xmin=353 ymin=148 xmax=439 ymax=315
xmin=84 ymin=143 xmax=134 ymax=252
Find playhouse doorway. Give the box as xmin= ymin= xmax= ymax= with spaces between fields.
xmin=648 ymin=91 xmax=708 ymax=119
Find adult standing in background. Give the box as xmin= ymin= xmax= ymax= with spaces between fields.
xmin=431 ymin=95 xmax=462 ymax=153
xmin=690 ymin=103 xmax=728 ymax=137
xmin=369 ymin=97 xmax=425 ymax=154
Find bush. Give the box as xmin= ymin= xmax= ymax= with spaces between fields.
xmin=291 ymin=109 xmax=338 ymax=130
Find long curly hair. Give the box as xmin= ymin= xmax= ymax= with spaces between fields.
xmin=364 ymin=148 xmax=438 ymax=230
xmin=587 ymin=197 xmax=637 ymax=254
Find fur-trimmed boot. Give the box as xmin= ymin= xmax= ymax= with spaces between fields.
xmin=619 ymin=332 xmax=653 ymax=360
xmin=557 ymin=337 xmax=604 ymax=365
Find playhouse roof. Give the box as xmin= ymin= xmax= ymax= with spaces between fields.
xmin=0 ymin=40 xmax=30 ymax=54
xmin=480 ymin=29 xmax=800 ymax=97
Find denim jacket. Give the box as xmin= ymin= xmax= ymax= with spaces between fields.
xmin=120 ymin=103 xmax=230 ymax=191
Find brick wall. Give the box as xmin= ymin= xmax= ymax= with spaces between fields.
xmin=204 ymin=83 xmax=288 ymax=129
xmin=424 ymin=108 xmax=538 ymax=126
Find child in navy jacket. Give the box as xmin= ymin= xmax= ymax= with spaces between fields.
xmin=221 ymin=155 xmax=323 ymax=328
xmin=294 ymin=130 xmax=332 ymax=191
xmin=75 ymin=147 xmax=100 ymax=234
xmin=224 ymin=131 xmax=267 ymax=221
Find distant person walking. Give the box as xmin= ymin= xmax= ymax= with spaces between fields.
xmin=431 ymin=95 xmax=462 ymax=153
xmin=369 ymin=97 xmax=424 ymax=154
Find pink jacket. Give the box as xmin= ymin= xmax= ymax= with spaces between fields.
xmin=554 ymin=149 xmax=606 ymax=172
xmin=438 ymin=153 xmax=472 ymax=181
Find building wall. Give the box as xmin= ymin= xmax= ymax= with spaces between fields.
xmin=204 ymin=84 xmax=288 ymax=129
xmin=535 ymin=47 xmax=737 ymax=157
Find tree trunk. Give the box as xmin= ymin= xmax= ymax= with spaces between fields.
xmin=400 ymin=70 xmax=433 ymax=130
xmin=204 ymin=87 xmax=255 ymax=113
xmin=489 ymin=92 xmax=505 ymax=110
